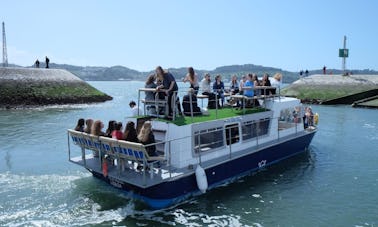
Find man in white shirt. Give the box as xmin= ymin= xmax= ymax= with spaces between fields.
xmin=200 ymin=73 xmax=212 ymax=95
xmin=129 ymin=100 xmax=143 ymax=116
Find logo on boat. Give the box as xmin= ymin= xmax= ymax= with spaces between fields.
xmin=109 ymin=178 xmax=123 ymax=189
xmin=258 ymin=160 xmax=267 ymax=168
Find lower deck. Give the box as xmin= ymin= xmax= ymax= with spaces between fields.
xmin=69 ymin=128 xmax=316 ymax=189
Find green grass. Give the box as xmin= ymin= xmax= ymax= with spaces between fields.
xmin=155 ymin=107 xmax=268 ymax=126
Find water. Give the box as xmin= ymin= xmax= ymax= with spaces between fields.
xmin=1 ymin=81 xmax=377 ymax=226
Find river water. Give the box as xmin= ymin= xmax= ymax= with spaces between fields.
xmin=0 ymin=81 xmax=377 ymax=226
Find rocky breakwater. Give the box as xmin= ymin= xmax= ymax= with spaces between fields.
xmin=281 ymin=74 xmax=378 ymax=104
xmin=0 ymin=67 xmax=112 ymax=108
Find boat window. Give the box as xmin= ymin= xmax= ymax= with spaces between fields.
xmin=242 ymin=118 xmax=270 ymax=141
xmin=225 ymin=123 xmax=240 ymax=145
xmin=194 ymin=127 xmax=224 ymax=153
xmin=278 ymin=106 xmax=302 ymax=130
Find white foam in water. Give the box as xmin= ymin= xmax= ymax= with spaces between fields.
xmin=0 ymin=172 xmax=132 ymax=226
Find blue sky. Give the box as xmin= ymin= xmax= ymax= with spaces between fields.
xmin=1 ymin=0 xmax=378 ymax=72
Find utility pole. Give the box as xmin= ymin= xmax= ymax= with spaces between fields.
xmin=2 ymin=21 xmax=8 ymax=67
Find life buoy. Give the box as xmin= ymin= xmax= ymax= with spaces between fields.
xmin=102 ymin=160 xmax=108 ymax=177
xmin=314 ymin=113 xmax=319 ymax=125
xmin=195 ymin=165 xmax=208 ymax=193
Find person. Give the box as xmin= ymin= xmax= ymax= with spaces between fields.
xmin=213 ymin=74 xmax=225 ymax=107
xmin=35 ymin=59 xmax=40 ymax=68
xmin=323 ymin=66 xmax=326 ymax=75
xmin=144 ymin=74 xmax=157 ymax=115
xmin=105 ymin=120 xmax=116 ymax=137
xmin=45 ymin=56 xmax=50 ymax=68
xmin=137 ymin=121 xmax=158 ymax=157
xmin=129 ymin=100 xmax=143 ymax=116
xmin=252 ymin=74 xmax=261 ymax=96
xmin=74 ymin=118 xmax=85 ymax=132
xmin=111 ymin=122 xmax=124 ymax=140
xmin=182 ymin=88 xmax=202 ymax=116
xmin=244 ymin=74 xmax=255 ymax=97
xmin=123 ymin=121 xmax=138 ymax=142
xmin=304 ymin=107 xmax=314 ymax=128
xmin=84 ymin=119 xmax=93 ymax=133
xmin=261 ymin=73 xmax=272 ymax=95
xmin=239 ymin=75 xmax=247 ymax=95
xmin=305 ymin=69 xmax=309 ymax=77
xmin=200 ymin=73 xmax=217 ymax=109
xmin=156 ymin=66 xmax=178 ymax=117
xmin=200 ymin=73 xmax=212 ymax=95
xmin=270 ymin=73 xmax=282 ymax=95
xmin=229 ymin=75 xmax=240 ymax=95
xmin=183 ymin=67 xmax=200 ymax=95
xmin=299 ymin=70 xmax=303 ymax=78
xmin=91 ymin=120 xmax=106 ymax=136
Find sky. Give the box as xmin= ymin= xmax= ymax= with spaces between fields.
xmin=1 ymin=0 xmax=378 ymax=72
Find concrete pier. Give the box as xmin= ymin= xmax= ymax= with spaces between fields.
xmin=0 ymin=67 xmax=112 ymax=108
xmin=281 ymin=74 xmax=378 ymax=106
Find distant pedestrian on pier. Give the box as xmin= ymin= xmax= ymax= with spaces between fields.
xmin=35 ymin=59 xmax=40 ymax=68
xmin=45 ymin=56 xmax=50 ymax=68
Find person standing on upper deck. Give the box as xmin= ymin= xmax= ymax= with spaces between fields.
xmin=183 ymin=67 xmax=200 ymax=95
xmin=156 ymin=66 xmax=178 ymax=117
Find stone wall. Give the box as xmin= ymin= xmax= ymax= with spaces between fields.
xmin=0 ymin=67 xmax=112 ymax=108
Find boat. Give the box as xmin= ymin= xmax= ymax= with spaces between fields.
xmin=67 ymin=86 xmax=317 ymax=209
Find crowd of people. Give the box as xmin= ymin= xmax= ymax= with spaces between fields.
xmin=74 ymin=118 xmax=158 ymax=158
xmin=139 ymin=66 xmax=284 ymax=116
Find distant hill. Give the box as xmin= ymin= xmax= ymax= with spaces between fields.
xmin=10 ymin=63 xmax=378 ymax=83
xmin=48 ymin=63 xmax=300 ymax=83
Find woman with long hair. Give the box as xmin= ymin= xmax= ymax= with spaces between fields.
xmin=105 ymin=120 xmax=116 ymax=137
xmin=84 ymin=119 xmax=93 ymax=134
xmin=183 ymin=67 xmax=199 ymax=95
xmin=91 ymin=120 xmax=105 ymax=136
xmin=74 ymin=118 xmax=85 ymax=132
xmin=137 ymin=121 xmax=157 ymax=157
xmin=123 ymin=121 xmax=138 ymax=142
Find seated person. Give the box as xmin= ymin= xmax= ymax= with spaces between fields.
xmin=230 ymin=75 xmax=240 ymax=95
xmin=91 ymin=120 xmax=106 ymax=136
xmin=74 ymin=118 xmax=85 ymax=132
xmin=243 ymin=74 xmax=255 ymax=107
xmin=137 ymin=121 xmax=158 ymax=157
xmin=111 ymin=122 xmax=124 ymax=140
xmin=213 ymin=75 xmax=225 ymax=107
xmin=200 ymin=73 xmax=212 ymax=95
xmin=123 ymin=121 xmax=138 ymax=142
xmin=182 ymin=89 xmax=202 ymax=116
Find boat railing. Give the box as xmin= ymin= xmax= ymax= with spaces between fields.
xmin=67 ymin=111 xmax=315 ymax=185
xmin=137 ymin=86 xmax=280 ymax=123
